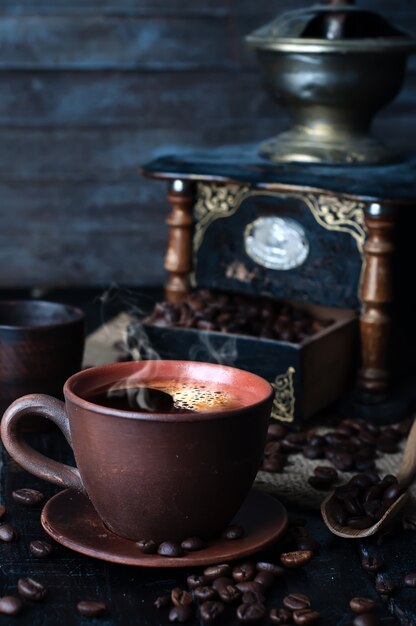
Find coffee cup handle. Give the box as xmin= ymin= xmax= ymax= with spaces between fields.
xmin=1 ymin=394 xmax=85 ymax=493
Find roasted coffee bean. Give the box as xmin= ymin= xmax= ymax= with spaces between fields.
xmin=314 ymin=466 xmax=338 ymax=482
xmin=171 ymin=588 xmax=193 ymax=606
xmin=307 ymin=476 xmax=333 ymax=491
xmin=302 ymin=446 xmax=325 ymax=460
xmin=283 ymin=593 xmax=311 ymax=610
xmin=204 ymin=564 xmax=232 ymax=580
xmin=137 ymin=539 xmax=157 ymax=554
xmin=375 ymin=575 xmax=396 ymax=595
xmin=181 ymin=537 xmax=206 ymax=551
xmin=361 ymin=555 xmax=383 ymax=572
xmin=253 ymin=571 xmax=274 ymax=589
xmin=0 ymin=523 xmax=17 ymax=542
xmin=331 ymin=451 xmax=354 ymax=471
xmin=212 ymin=577 xmax=233 ymax=591
xmin=404 ymin=573 xmax=416 ymax=588
xmin=0 ymin=596 xmax=23 ymax=616
xmin=293 ymin=608 xmax=320 ymax=625
xmin=154 ymin=595 xmax=170 ymax=609
xmin=200 ymin=600 xmax=225 ymax=623
xmin=222 ymin=525 xmax=244 ymax=540
xmin=194 ymin=587 xmax=217 ymax=603
xmin=343 ymin=494 xmax=363 ymax=516
xmin=349 ymin=597 xmax=377 ymax=613
xmin=187 ymin=575 xmax=209 ymax=590
xmin=169 ymin=605 xmax=194 ymax=623
xmin=383 ymin=483 xmax=405 ymax=504
xmin=158 ymin=541 xmax=184 ymax=558
xmin=350 ymin=474 xmax=373 ymax=490
xmin=18 ymin=577 xmax=46 ymax=601
xmin=217 ymin=584 xmax=241 ymax=604
xmin=12 ymin=488 xmax=44 ymax=507
xmin=264 ymin=441 xmax=283 ymax=457
xmin=29 ymin=540 xmax=53 ymax=558
xmin=77 ymin=600 xmax=106 ymax=617
xmin=280 ymin=550 xmax=313 ymax=568
xmin=232 ymin=563 xmax=256 ymax=583
xmin=235 ymin=581 xmax=263 ymax=594
xmin=364 ymin=484 xmax=385 ymax=503
xmin=331 ymin=501 xmax=347 ymax=526
xmin=287 ymin=432 xmax=307 ymax=445
xmin=262 ymin=456 xmax=285 ymax=473
xmin=363 ymin=500 xmax=381 ymax=519
xmin=381 ymin=474 xmax=398 ymax=486
xmin=269 ymin=608 xmax=292 ymax=624
xmin=307 ymin=433 xmax=326 ymax=447
xmin=256 ymin=562 xmax=285 ymax=576
xmin=267 ymin=424 xmax=287 ymax=440
xmin=0 ymin=504 xmax=6 ymax=520
xmin=352 ymin=614 xmax=380 ymax=626
xmin=347 ymin=515 xmax=373 ymax=530
xmin=236 ymin=602 xmax=266 ymax=623
xmin=241 ymin=590 xmax=266 ymax=605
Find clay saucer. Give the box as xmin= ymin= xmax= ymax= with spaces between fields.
xmin=41 ymin=488 xmax=287 ymax=567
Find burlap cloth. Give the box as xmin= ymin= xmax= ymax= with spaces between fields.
xmin=84 ymin=314 xmax=414 ymax=513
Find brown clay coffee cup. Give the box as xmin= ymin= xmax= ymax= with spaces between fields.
xmin=0 ymin=300 xmax=85 ymax=414
xmin=1 ymin=361 xmax=273 ymax=543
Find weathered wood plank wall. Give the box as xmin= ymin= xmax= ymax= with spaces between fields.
xmin=0 ymin=1 xmax=414 ymax=287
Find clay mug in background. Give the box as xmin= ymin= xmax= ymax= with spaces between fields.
xmin=0 ymin=300 xmax=85 ymax=415
xmin=1 ymin=361 xmax=273 ymax=543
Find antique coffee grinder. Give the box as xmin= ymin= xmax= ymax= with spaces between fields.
xmin=138 ymin=0 xmax=416 ymax=428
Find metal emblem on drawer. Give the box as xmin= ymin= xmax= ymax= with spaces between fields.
xmin=244 ymin=217 xmax=309 ymax=270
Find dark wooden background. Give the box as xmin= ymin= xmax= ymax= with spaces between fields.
xmin=0 ymin=0 xmax=415 ymax=288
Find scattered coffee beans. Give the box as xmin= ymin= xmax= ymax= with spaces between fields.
xmin=158 ymin=541 xmax=184 ymax=558
xmin=137 ymin=539 xmax=157 ymax=554
xmin=171 ymin=588 xmax=193 ymax=607
xmin=12 ymin=488 xmax=44 ymax=507
xmin=256 ymin=562 xmax=285 ymax=576
xmin=283 ymin=593 xmax=311 ymax=610
xmin=200 ymin=600 xmax=225 ymax=623
xmin=236 ymin=601 xmax=266 ymax=623
xmin=280 ymin=550 xmax=313 ymax=568
xmin=232 ymin=562 xmax=256 ymax=583
xmin=77 ymin=600 xmax=106 ymax=617
xmin=353 ymin=614 xmax=380 ymax=626
xmin=203 ymin=564 xmax=232 ymax=581
xmin=0 ymin=523 xmax=17 ymax=542
xmin=29 ymin=539 xmax=52 ymax=558
xmin=293 ymin=608 xmax=320 ymax=624
xmin=169 ymin=605 xmax=194 ymax=623
xmin=187 ymin=575 xmax=209 ymax=590
xmin=18 ymin=577 xmax=46 ymax=601
xmin=222 ymin=525 xmax=244 ymax=540
xmin=194 ymin=587 xmax=217 ymax=603
xmin=253 ymin=571 xmax=275 ymax=589
xmin=361 ymin=555 xmax=383 ymax=573
xmin=349 ymin=597 xmax=377 ymax=613
xmin=270 ymin=607 xmax=292 ymax=624
xmin=0 ymin=596 xmax=23 ymax=616
xmin=154 ymin=595 xmax=170 ymax=609
xmin=404 ymin=573 xmax=416 ymax=588
xmin=181 ymin=537 xmax=206 ymax=551
xmin=375 ymin=575 xmax=396 ymax=595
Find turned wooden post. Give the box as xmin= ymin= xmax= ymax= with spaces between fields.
xmin=164 ymin=179 xmax=195 ymax=303
xmin=358 ymin=203 xmax=395 ymax=401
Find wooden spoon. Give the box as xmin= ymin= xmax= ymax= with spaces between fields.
xmin=321 ymin=419 xmax=416 ymax=539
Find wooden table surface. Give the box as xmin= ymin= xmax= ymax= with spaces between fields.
xmin=0 ymin=289 xmax=412 ymax=625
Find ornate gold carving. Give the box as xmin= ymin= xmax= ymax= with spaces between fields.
xmin=192 ymin=183 xmax=250 ymax=284
xmin=271 ymin=367 xmax=295 ymax=423
xmin=303 ymin=194 xmax=366 ymax=255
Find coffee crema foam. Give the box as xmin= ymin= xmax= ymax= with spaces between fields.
xmin=148 ymin=381 xmax=241 ymax=412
